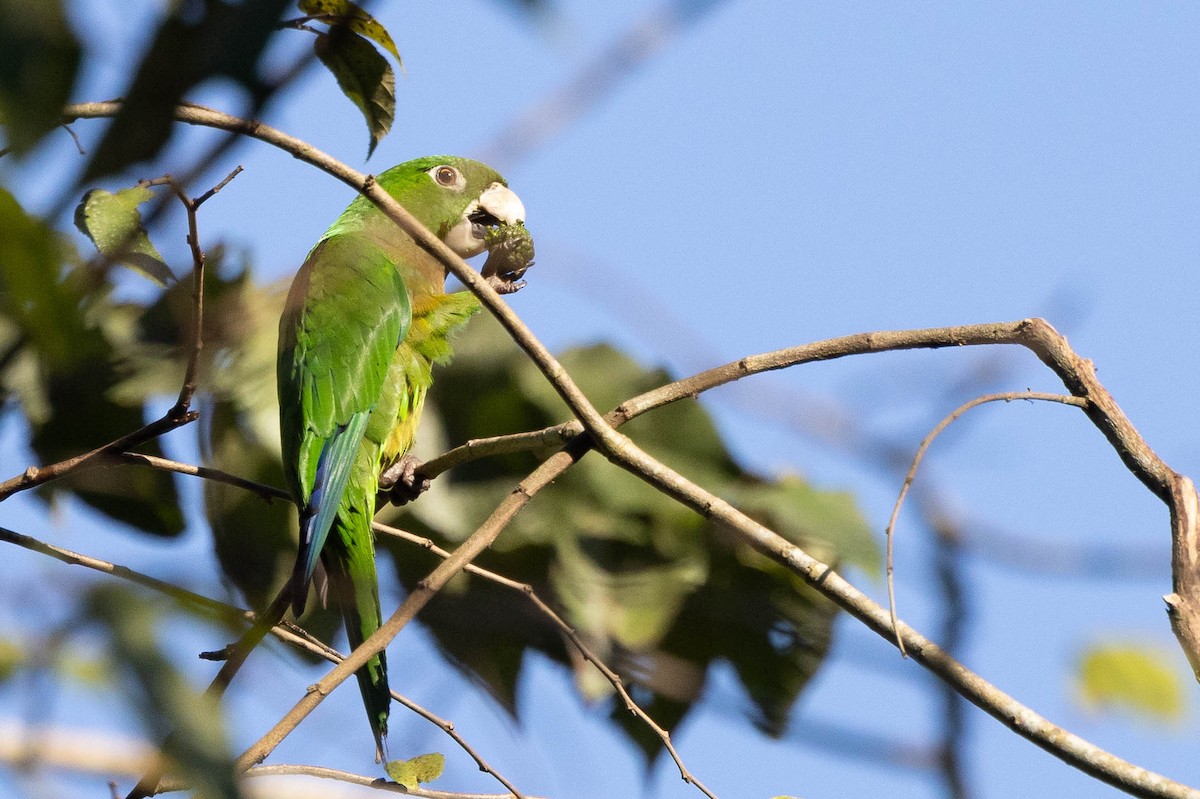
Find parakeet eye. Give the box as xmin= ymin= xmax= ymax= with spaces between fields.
xmin=430 ymin=165 xmax=464 ymax=189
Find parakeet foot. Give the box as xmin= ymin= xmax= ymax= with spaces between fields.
xmin=379 ymin=453 xmax=431 ymax=505
xmin=485 ymin=274 xmax=527 ymax=294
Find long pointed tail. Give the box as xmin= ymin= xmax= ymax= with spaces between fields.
xmin=324 ymin=515 xmax=390 ymax=762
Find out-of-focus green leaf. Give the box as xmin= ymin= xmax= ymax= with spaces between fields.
xmin=1077 ymin=642 xmax=1185 ymax=723
xmin=385 ymin=752 xmax=445 ymax=789
xmin=314 ymin=27 xmax=395 ymax=157
xmin=299 ymin=0 xmax=403 ymax=64
xmin=30 ymin=357 xmax=185 ymax=536
xmin=82 ymin=0 xmax=292 ymax=180
xmin=553 ymin=535 xmax=706 ymax=657
xmin=734 ymin=475 xmax=880 ymax=577
xmin=86 ymin=585 xmax=242 ymax=799
xmin=0 ymin=639 xmax=23 ymax=682
xmin=0 ymin=188 xmax=82 ymax=366
xmin=74 ymin=186 xmax=174 ymax=286
xmin=205 ymin=397 xmax=299 ymax=611
xmin=0 ymin=0 xmax=80 ymax=154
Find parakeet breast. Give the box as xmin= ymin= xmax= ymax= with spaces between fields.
xmin=376 ymin=290 xmax=482 ymax=468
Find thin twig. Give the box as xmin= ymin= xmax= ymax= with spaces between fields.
xmin=113 ymin=451 xmax=290 ymax=502
xmin=416 ymin=423 xmax=578 ymax=480
xmin=0 ymin=412 xmax=198 ymax=502
xmin=0 ymin=526 xmax=237 ymax=622
xmin=244 ymin=764 xmax=537 ymax=798
xmin=884 ymin=391 xmax=1088 ymax=655
xmin=140 ymin=166 xmax=243 ymax=415
xmin=372 ymin=522 xmax=715 ymax=798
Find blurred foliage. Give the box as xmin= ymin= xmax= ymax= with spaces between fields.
xmin=86 ymin=584 xmax=242 ymax=799
xmin=0 ymin=0 xmax=80 ymax=155
xmin=1076 ymin=641 xmax=1185 ymax=724
xmin=0 ymin=0 xmax=558 ymax=172
xmin=378 ymin=317 xmax=877 ymax=754
xmin=0 ymin=636 xmax=111 ymax=687
xmin=81 ymin=0 xmax=294 ymax=181
xmin=0 ymin=187 xmax=183 ymax=535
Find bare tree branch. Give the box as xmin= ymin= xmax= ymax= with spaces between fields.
xmin=0 ymin=522 xmax=528 ymax=799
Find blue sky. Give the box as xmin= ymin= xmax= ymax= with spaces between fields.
xmin=3 ymin=1 xmax=1200 ymax=797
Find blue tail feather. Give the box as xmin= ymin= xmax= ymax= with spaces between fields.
xmin=290 ymin=411 xmax=370 ymax=615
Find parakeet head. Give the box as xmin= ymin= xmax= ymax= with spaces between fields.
xmin=373 ymin=155 xmax=526 ymax=257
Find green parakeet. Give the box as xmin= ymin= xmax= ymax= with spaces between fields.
xmin=277 ymin=156 xmax=530 ymax=760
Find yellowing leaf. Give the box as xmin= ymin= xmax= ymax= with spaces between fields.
xmin=74 ymin=186 xmax=173 ymax=285
xmin=314 ymin=29 xmax=395 ymax=157
xmin=385 ymin=752 xmax=445 ymax=789
xmin=0 ymin=639 xmax=24 ymax=682
xmin=299 ymin=0 xmax=402 ymax=64
xmin=1077 ymin=642 xmax=1185 ymax=722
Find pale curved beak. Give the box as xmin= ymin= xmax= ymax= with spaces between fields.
xmin=478 ymin=183 xmax=526 ymax=225
xmin=445 ymin=183 xmax=526 ymax=258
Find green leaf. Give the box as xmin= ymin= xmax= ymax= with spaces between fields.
xmin=314 ymin=27 xmax=395 ymax=157
xmin=299 ymin=0 xmax=403 ymax=64
xmin=74 ymin=186 xmax=174 ymax=286
xmin=734 ymin=475 xmax=879 ymax=577
xmin=0 ymin=188 xmax=82 ymax=366
xmin=1077 ymin=642 xmax=1185 ymax=722
xmin=30 ymin=356 xmax=186 ymax=537
xmin=0 ymin=0 xmax=81 ymax=154
xmin=385 ymin=752 xmax=445 ymax=789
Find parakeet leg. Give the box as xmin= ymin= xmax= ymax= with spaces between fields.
xmin=379 ymin=453 xmax=432 ymax=505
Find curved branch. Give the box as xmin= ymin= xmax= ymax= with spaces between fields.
xmin=884 ymin=391 xmax=1088 ymax=654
